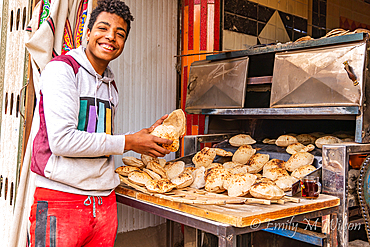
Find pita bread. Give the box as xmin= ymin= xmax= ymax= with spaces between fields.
xmin=229 ymin=165 xmax=249 ymax=175
xmin=128 ymin=170 xmax=153 ymax=186
xmin=223 ymin=162 xmax=242 ymax=169
xmin=301 ymin=144 xmax=315 ymax=153
xmin=206 ymin=163 xmax=224 ymax=171
xmin=263 ymin=168 xmax=289 ymax=181
xmin=165 ymin=161 xmax=185 ymax=180
xmin=229 ymin=134 xmax=256 ymax=147
xmin=232 ymin=145 xmax=256 ymax=165
xmin=115 ymin=166 xmax=141 ymax=176
xmin=262 ymin=138 xmax=276 ymax=144
xmin=224 ymin=173 xmax=257 ymax=197
xmin=213 ymin=148 xmax=233 ymax=157
xmin=141 ymin=154 xmax=159 ymax=166
xmin=286 ymin=143 xmax=305 ymax=154
xmin=150 ymin=125 xmax=180 ymax=152
xmin=145 ymin=179 xmax=177 ymax=193
xmin=204 ymin=168 xmax=231 ymax=193
xmin=147 ymin=161 xmax=167 ymax=178
xmin=250 ymin=182 xmax=285 ymax=200
xmin=245 ymin=153 xmax=270 ymax=173
xmin=143 ymin=168 xmax=162 ymax=180
xmin=190 ymin=166 xmax=206 ymax=189
xmin=158 ymin=158 xmax=167 ymax=167
xmin=184 ymin=166 xmax=196 ymax=174
xmin=291 ymin=164 xmax=316 ymax=179
xmin=192 ymin=147 xmax=217 ymax=168
xmin=296 ymin=134 xmax=316 ymax=145
xmin=262 ymin=159 xmax=286 ymax=173
xmin=122 ymin=157 xmax=146 ymax=168
xmin=275 ymin=176 xmax=298 ymax=192
xmin=275 ymin=135 xmax=298 ymax=147
xmin=171 ymin=171 xmax=194 ymax=189
xmin=285 ymin=152 xmax=314 ymax=172
xmin=162 ymin=109 xmax=186 ymax=137
xmin=255 ymin=177 xmax=275 ymax=184
xmin=315 ymin=136 xmax=343 ymax=148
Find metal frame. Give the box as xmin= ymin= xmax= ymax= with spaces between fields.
xmin=116 ymin=192 xmax=339 ymax=247
xmin=322 ymin=142 xmax=370 ymax=247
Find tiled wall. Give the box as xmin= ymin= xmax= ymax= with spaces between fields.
xmin=223 ymin=0 xmax=310 ymax=49
xmin=327 ymin=0 xmax=370 ymax=31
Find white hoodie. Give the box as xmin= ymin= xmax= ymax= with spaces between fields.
xmin=32 ymin=46 xmax=123 ymax=196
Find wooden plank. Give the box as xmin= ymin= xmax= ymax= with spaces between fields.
xmin=115 ymin=185 xmax=340 ymax=227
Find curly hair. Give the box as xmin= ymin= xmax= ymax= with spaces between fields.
xmin=88 ymin=0 xmax=134 ymax=39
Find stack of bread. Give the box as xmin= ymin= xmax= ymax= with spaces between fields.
xmin=116 ymin=109 xmax=186 ymax=193
xmin=263 ymin=132 xmax=354 ymax=150
xmin=116 ymin=132 xmax=318 ymax=201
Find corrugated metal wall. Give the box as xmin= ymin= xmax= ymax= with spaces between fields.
xmin=110 ymin=0 xmax=178 ymax=232
xmin=0 ymin=0 xmax=29 ymax=243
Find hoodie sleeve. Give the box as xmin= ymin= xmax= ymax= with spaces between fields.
xmin=41 ymin=61 xmax=125 ymax=157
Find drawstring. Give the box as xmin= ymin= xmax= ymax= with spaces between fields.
xmin=94 ymin=73 xmax=113 ymax=119
xmin=108 ymin=81 xmax=113 ymax=108
xmin=84 ymin=196 xmax=103 ymax=218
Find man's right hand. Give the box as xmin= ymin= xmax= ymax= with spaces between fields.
xmin=124 ymin=128 xmax=172 ymax=157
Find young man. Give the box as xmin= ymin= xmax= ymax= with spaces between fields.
xmin=29 ymin=1 xmax=172 ymax=246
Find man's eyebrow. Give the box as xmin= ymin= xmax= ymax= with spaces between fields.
xmin=97 ymin=21 xmax=127 ymax=34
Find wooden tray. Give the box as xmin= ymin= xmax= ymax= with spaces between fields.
xmin=115 ymin=183 xmax=340 ymax=227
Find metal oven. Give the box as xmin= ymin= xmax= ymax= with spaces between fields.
xmin=184 ymin=32 xmax=370 ymax=246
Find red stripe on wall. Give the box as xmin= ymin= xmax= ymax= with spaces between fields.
xmin=188 ymin=0 xmax=194 ymax=50
xmin=182 ymin=66 xmax=188 ymax=110
xmin=200 ymin=0 xmax=208 ymax=51
xmin=186 ymin=113 xmax=193 ymax=135
xmin=194 ymin=0 xmax=201 ymax=4
xmin=193 ymin=114 xmax=199 ymax=125
xmin=185 ymin=0 xmax=189 ymax=6
xmin=214 ymin=0 xmax=220 ymax=51
xmin=199 ymin=114 xmax=205 ymax=135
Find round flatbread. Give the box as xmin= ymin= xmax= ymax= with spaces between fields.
xmin=122 ymin=157 xmax=146 ymax=168
xmin=275 ymin=135 xmax=298 ymax=147
xmin=263 ymin=168 xmax=289 ymax=181
xmin=291 ymin=164 xmax=316 ymax=179
xmin=204 ymin=168 xmax=231 ymax=193
xmin=232 ymin=145 xmax=256 ymax=165
xmin=245 ymin=153 xmax=269 ymax=174
xmin=250 ymin=182 xmax=285 ymax=200
xmin=165 ymin=161 xmax=185 ymax=180
xmin=128 ymin=170 xmax=152 ymax=186
xmin=275 ymin=176 xmax=298 ymax=192
xmin=171 ymin=171 xmax=194 ymax=189
xmin=315 ymin=136 xmax=343 ymax=149
xmin=145 ymin=179 xmax=177 ymax=193
xmin=224 ymin=173 xmax=257 ymax=197
xmin=285 ymin=152 xmax=314 ymax=172
xmin=162 ymin=109 xmax=186 ymax=137
xmin=115 ymin=166 xmax=141 ymax=176
xmin=262 ymin=159 xmax=286 ymax=173
xmin=229 ymin=134 xmax=256 ymax=147
xmin=150 ymin=125 xmax=180 ymax=152
xmin=192 ymin=147 xmax=217 ymax=168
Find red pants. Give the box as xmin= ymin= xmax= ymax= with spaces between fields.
xmin=29 ymin=188 xmax=118 ymax=247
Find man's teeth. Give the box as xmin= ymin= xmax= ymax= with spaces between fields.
xmin=101 ymin=44 xmax=113 ymax=50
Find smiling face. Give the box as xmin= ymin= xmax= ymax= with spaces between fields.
xmin=85 ymin=11 xmax=128 ymax=75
